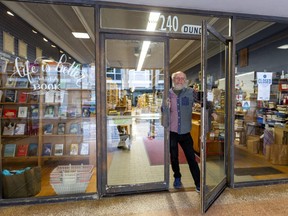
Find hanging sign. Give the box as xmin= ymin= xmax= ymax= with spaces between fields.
xmin=257 ymin=72 xmax=272 ymax=101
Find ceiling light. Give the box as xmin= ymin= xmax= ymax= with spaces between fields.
xmin=51 ymin=45 xmax=56 ymax=48
xmin=72 ymin=32 xmax=90 ymax=39
xmin=60 ymin=50 xmax=64 ymax=53
xmin=136 ymin=12 xmax=160 ymax=71
xmin=43 ymin=37 xmax=48 ymax=42
xmin=7 ymin=11 xmax=14 ymax=16
xmin=32 ymin=30 xmax=38 ymax=34
xmin=278 ymin=44 xmax=288 ymax=49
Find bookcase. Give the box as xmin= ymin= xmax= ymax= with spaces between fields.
xmin=0 ymin=59 xmax=96 ymax=169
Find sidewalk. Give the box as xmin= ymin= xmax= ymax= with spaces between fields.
xmin=1 ymin=183 xmax=288 ymax=216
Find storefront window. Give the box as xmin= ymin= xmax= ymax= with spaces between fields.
xmin=0 ymin=2 xmax=96 ymax=199
xmin=234 ymin=19 xmax=288 ymax=183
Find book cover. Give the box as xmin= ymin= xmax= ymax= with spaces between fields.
xmin=4 ymin=144 xmax=16 ymax=157
xmin=3 ymin=109 xmax=17 ymax=118
xmin=15 ymin=77 xmax=29 ymax=88
xmin=57 ymin=123 xmax=66 ymax=134
xmin=5 ymin=77 xmax=17 ymax=87
xmin=54 ymin=143 xmax=64 ymax=156
xmin=42 ymin=143 xmax=52 ymax=156
xmin=43 ymin=123 xmax=53 ymax=134
xmin=69 ymin=123 xmax=80 ymax=134
xmin=2 ymin=122 xmax=15 ymax=135
xmin=30 ymin=120 xmax=39 ymax=135
xmin=54 ymin=91 xmax=65 ymax=103
xmin=58 ymin=105 xmax=67 ymax=117
xmin=82 ymin=106 xmax=91 ymax=117
xmin=30 ymin=105 xmax=39 ymax=118
xmin=5 ymin=89 xmax=17 ymax=102
xmin=44 ymin=105 xmax=55 ymax=118
xmin=18 ymin=91 xmax=28 ymax=103
xmin=70 ymin=143 xmax=79 ymax=155
xmin=45 ymin=91 xmax=55 ymax=103
xmin=18 ymin=106 xmax=28 ymax=118
xmin=80 ymin=143 xmax=89 ymax=155
xmin=16 ymin=144 xmax=29 ymax=157
xmin=29 ymin=94 xmax=39 ymax=103
xmin=14 ymin=123 xmax=26 ymax=135
xmin=28 ymin=143 xmax=38 ymax=156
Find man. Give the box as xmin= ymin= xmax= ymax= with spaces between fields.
xmin=162 ymin=71 xmax=200 ymax=192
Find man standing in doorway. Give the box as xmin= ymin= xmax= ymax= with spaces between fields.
xmin=163 ymin=71 xmax=200 ymax=192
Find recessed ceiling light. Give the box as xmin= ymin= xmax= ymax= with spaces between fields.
xmin=72 ymin=32 xmax=90 ymax=39
xmin=7 ymin=11 xmax=14 ymax=16
xmin=43 ymin=38 xmax=48 ymax=42
xmin=60 ymin=50 xmax=64 ymax=53
xmin=32 ymin=30 xmax=38 ymax=34
xmin=51 ymin=45 xmax=56 ymax=48
xmin=278 ymin=44 xmax=288 ymax=49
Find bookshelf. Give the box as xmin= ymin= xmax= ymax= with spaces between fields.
xmin=0 ymin=60 xmax=96 ymax=169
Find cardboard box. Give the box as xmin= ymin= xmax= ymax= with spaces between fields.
xmin=246 ymin=135 xmax=260 ymax=153
xmin=270 ymin=144 xmax=288 ymax=165
xmin=274 ymin=126 xmax=288 ymax=145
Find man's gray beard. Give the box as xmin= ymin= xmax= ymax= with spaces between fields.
xmin=173 ymin=83 xmax=187 ymax=90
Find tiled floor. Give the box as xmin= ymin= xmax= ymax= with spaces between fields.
xmin=1 ymin=183 xmax=288 ymax=215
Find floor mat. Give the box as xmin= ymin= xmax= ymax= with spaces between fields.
xmin=234 ymin=167 xmax=283 ymax=176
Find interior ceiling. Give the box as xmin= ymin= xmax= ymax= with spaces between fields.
xmin=2 ymin=1 xmax=274 ymax=73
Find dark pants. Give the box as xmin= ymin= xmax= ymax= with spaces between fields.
xmin=170 ymin=131 xmax=200 ymax=187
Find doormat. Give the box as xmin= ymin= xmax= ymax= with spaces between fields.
xmin=143 ymin=138 xmax=187 ymax=165
xmin=234 ymin=167 xmax=283 ymax=176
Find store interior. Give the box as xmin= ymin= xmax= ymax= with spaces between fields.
xmin=1 ymin=1 xmax=288 ymax=200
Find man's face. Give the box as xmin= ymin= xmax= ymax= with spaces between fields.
xmin=173 ymin=73 xmax=187 ymax=90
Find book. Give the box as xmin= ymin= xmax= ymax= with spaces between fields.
xmin=43 ymin=123 xmax=53 ymax=134
xmin=57 ymin=123 xmax=66 ymax=134
xmin=58 ymin=105 xmax=67 ymax=117
xmin=16 ymin=144 xmax=29 ymax=157
xmin=5 ymin=89 xmax=17 ymax=102
xmin=54 ymin=91 xmax=65 ymax=103
xmin=30 ymin=120 xmax=39 ymax=135
xmin=82 ymin=106 xmax=91 ymax=117
xmin=2 ymin=122 xmax=15 ymax=135
xmin=70 ymin=143 xmax=79 ymax=155
xmin=15 ymin=77 xmax=29 ymax=88
xmin=31 ymin=105 xmax=39 ymax=118
xmin=3 ymin=144 xmax=16 ymax=157
xmin=29 ymin=94 xmax=39 ymax=103
xmin=45 ymin=91 xmax=55 ymax=103
xmin=80 ymin=143 xmax=89 ymax=155
xmin=44 ymin=105 xmax=55 ymax=118
xmin=28 ymin=143 xmax=38 ymax=156
xmin=54 ymin=143 xmax=64 ymax=156
xmin=42 ymin=143 xmax=52 ymax=156
xmin=3 ymin=109 xmax=17 ymax=118
xmin=18 ymin=106 xmax=28 ymax=118
xmin=5 ymin=77 xmax=17 ymax=87
xmin=69 ymin=123 xmax=80 ymax=134
xmin=14 ymin=123 xmax=26 ymax=135
xmin=18 ymin=91 xmax=28 ymax=103
xmin=0 ymin=90 xmax=3 ymax=102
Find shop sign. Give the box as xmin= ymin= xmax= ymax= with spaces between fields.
xmin=257 ymin=72 xmax=272 ymax=100
xmin=11 ymin=54 xmax=86 ymax=95
xmin=181 ymin=25 xmax=202 ymax=35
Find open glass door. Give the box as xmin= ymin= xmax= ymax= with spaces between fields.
xmin=200 ymin=20 xmax=230 ymax=213
xmin=102 ymin=34 xmax=170 ymax=195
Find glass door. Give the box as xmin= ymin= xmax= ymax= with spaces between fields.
xmin=102 ymin=34 xmax=170 ymax=195
xmin=200 ymin=20 xmax=230 ymax=213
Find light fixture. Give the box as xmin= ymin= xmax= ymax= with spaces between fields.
xmin=72 ymin=32 xmax=90 ymax=39
xmin=32 ymin=30 xmax=38 ymax=34
xmin=43 ymin=37 xmax=48 ymax=42
xmin=7 ymin=11 xmax=14 ymax=16
xmin=278 ymin=44 xmax=288 ymax=49
xmin=136 ymin=12 xmax=160 ymax=71
xmin=51 ymin=45 xmax=56 ymax=48
xmin=60 ymin=50 xmax=64 ymax=53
